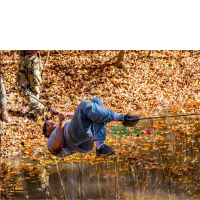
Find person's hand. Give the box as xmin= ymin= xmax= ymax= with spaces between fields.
xmin=59 ymin=112 xmax=67 ymax=121
xmin=122 ymin=114 xmax=140 ymax=127
xmin=66 ymin=112 xmax=74 ymax=119
xmin=51 ymin=107 xmax=60 ymax=115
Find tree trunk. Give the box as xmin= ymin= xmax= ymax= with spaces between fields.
xmin=116 ymin=50 xmax=126 ymax=68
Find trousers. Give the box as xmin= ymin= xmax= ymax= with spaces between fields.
xmin=17 ymin=53 xmax=43 ymax=111
xmin=69 ymin=98 xmax=115 ymax=143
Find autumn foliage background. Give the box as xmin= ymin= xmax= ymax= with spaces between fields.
xmin=1 ymin=50 xmax=200 ymax=158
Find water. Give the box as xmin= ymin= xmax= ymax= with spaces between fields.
xmin=1 ymin=112 xmax=200 ymax=199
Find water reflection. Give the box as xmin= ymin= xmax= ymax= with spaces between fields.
xmin=1 ymin=113 xmax=200 ymax=199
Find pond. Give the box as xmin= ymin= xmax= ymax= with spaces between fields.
xmin=1 ymin=111 xmax=200 ymax=199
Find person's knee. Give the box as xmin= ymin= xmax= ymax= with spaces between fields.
xmin=91 ymin=98 xmax=103 ymax=106
xmin=80 ymin=100 xmax=93 ymax=108
xmin=78 ymin=100 xmax=95 ymax=115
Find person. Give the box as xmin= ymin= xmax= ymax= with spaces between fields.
xmin=42 ymin=98 xmax=140 ymax=158
xmin=0 ymin=78 xmax=11 ymax=123
xmin=17 ymin=50 xmax=44 ymax=118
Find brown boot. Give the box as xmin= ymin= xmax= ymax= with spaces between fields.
xmin=0 ymin=107 xmax=11 ymax=123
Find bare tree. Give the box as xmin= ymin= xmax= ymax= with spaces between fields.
xmin=116 ymin=50 xmax=126 ymax=68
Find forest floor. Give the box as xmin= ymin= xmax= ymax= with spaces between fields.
xmin=1 ymin=50 xmax=200 ymax=158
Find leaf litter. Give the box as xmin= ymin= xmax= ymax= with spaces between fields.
xmin=0 ymin=50 xmax=200 ymax=199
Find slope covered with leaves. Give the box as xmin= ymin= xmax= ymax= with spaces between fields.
xmin=1 ymin=50 xmax=200 ymax=159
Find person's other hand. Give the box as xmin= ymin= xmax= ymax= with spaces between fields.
xmin=66 ymin=112 xmax=74 ymax=119
xmin=51 ymin=108 xmax=60 ymax=115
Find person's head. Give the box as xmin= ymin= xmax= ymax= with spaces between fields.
xmin=43 ymin=119 xmax=58 ymax=138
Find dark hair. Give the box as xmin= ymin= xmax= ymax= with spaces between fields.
xmin=43 ymin=119 xmax=50 ymax=138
